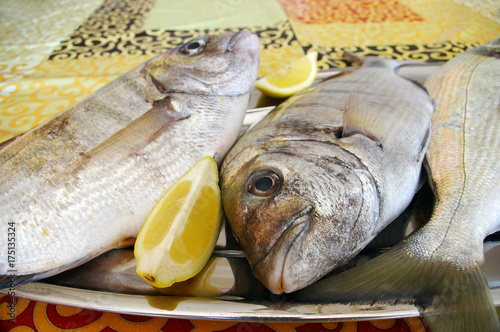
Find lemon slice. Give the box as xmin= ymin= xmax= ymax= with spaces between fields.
xmin=255 ymin=51 xmax=318 ymax=98
xmin=135 ymin=156 xmax=223 ymax=288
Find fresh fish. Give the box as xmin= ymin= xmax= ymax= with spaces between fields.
xmin=294 ymin=40 xmax=500 ymax=331
xmin=220 ymin=55 xmax=434 ymax=294
xmin=0 ymin=31 xmax=260 ymax=287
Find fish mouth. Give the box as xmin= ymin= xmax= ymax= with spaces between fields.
xmin=220 ymin=30 xmax=260 ymax=86
xmin=227 ymin=30 xmax=258 ymax=52
xmin=253 ymin=208 xmax=311 ymax=295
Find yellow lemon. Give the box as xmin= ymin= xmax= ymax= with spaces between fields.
xmin=255 ymin=51 xmax=318 ymax=98
xmin=135 ymin=156 xmax=223 ymax=288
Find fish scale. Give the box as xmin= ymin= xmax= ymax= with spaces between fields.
xmin=0 ymin=31 xmax=260 ymax=286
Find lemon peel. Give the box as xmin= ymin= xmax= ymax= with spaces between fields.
xmin=255 ymin=51 xmax=318 ymax=98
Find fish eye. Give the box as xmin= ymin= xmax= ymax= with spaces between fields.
xmin=180 ymin=38 xmax=206 ymax=56
xmin=246 ymin=169 xmax=282 ymax=197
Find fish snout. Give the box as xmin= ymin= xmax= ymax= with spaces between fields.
xmin=228 ymin=30 xmax=259 ymax=54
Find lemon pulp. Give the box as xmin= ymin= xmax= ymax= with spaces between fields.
xmin=135 ymin=156 xmax=223 ymax=288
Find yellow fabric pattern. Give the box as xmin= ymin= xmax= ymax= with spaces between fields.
xmin=283 ymin=0 xmax=499 ymax=49
xmin=1 ymin=55 xmax=148 ymax=142
xmin=2 ymin=0 xmax=498 ymax=145
xmin=144 ymin=0 xmax=288 ymax=29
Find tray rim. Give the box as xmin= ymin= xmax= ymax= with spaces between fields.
xmin=2 ymin=283 xmax=499 ymax=321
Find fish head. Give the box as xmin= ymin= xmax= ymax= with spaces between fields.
xmin=221 ymin=141 xmax=380 ymax=294
xmin=145 ymin=31 xmax=260 ymax=96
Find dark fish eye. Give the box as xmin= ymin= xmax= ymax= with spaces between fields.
xmin=255 ymin=176 xmax=273 ymax=192
xmin=246 ymin=169 xmax=282 ymax=197
xmin=180 ymin=38 xmax=206 ymax=56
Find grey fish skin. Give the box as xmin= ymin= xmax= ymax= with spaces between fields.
xmin=0 ymin=31 xmax=260 ymax=287
xmin=294 ymin=40 xmax=500 ymax=332
xmin=220 ymin=56 xmax=434 ymax=294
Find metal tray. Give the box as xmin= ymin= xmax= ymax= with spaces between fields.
xmin=2 ymin=64 xmax=499 ymax=321
xmin=7 ymin=241 xmax=500 ymax=321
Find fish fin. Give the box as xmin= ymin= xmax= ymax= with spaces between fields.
xmin=0 ymin=134 xmax=21 ymax=151
xmin=57 ymin=96 xmax=191 ymax=178
xmin=0 ymin=114 xmax=65 ymax=168
xmin=317 ymin=69 xmax=355 ymax=84
xmin=342 ymin=52 xmax=365 ymax=66
xmin=408 ymin=78 xmax=429 ymax=93
xmin=0 ymin=135 xmax=24 ymax=167
xmin=473 ymin=38 xmax=500 ymax=58
xmin=418 ymin=123 xmax=432 ymax=164
xmin=343 ymin=52 xmax=400 ymax=71
xmin=421 ymin=261 xmax=500 ymax=332
xmin=342 ymin=93 xmax=382 ymax=146
xmin=292 ymin=231 xmax=499 ymax=332
xmin=343 ymin=52 xmax=433 ymax=72
xmin=83 ymin=96 xmax=190 ymax=163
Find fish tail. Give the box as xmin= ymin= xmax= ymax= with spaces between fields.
xmin=292 ymin=233 xmax=499 ymax=331
xmin=422 ymin=261 xmax=499 ymax=332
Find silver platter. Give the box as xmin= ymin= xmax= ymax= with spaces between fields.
xmin=2 ymin=64 xmax=499 ymax=321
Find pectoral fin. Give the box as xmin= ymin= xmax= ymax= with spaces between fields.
xmin=342 ymin=93 xmax=383 ymax=146
xmin=83 ymin=97 xmax=190 ymax=163
xmin=59 ymin=96 xmax=191 ymax=178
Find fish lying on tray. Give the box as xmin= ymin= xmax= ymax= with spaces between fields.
xmin=0 ymin=31 xmax=260 ymax=287
xmin=220 ymin=54 xmax=434 ymax=294
xmin=295 ymin=39 xmax=500 ymax=331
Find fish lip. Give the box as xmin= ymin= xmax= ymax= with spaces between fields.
xmin=253 ymin=206 xmax=312 ymax=294
xmin=227 ymin=30 xmax=257 ymax=52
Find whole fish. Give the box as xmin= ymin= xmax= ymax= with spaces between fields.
xmin=0 ymin=31 xmax=260 ymax=287
xmin=220 ymin=55 xmax=434 ymax=294
xmin=294 ymin=40 xmax=500 ymax=332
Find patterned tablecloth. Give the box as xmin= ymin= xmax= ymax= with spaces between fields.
xmin=1 ymin=0 xmax=499 ymax=331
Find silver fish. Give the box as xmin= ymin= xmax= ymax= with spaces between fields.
xmin=0 ymin=31 xmax=260 ymax=286
xmin=294 ymin=40 xmax=500 ymax=331
xmin=220 ymin=56 xmax=434 ymax=294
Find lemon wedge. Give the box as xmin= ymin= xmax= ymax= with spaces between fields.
xmin=135 ymin=156 xmax=223 ymax=288
xmin=255 ymin=51 xmax=318 ymax=98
